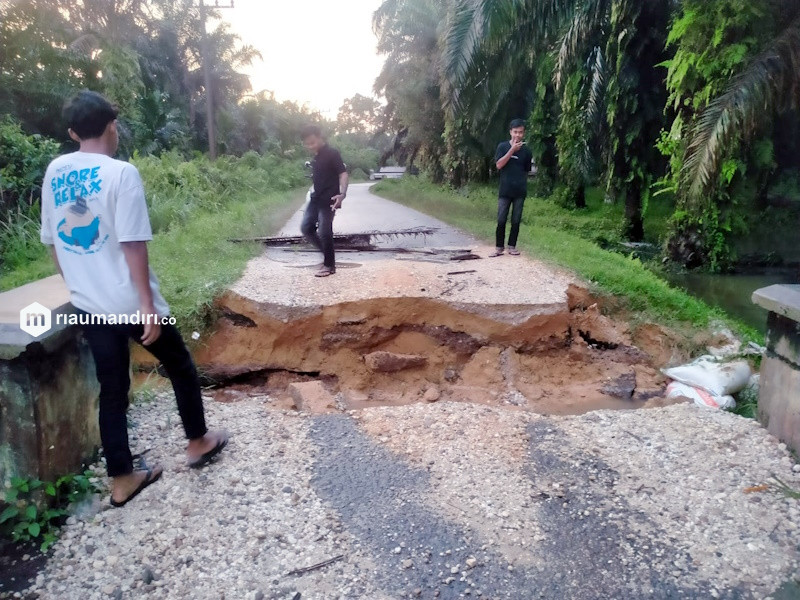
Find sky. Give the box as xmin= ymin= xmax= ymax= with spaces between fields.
xmin=222 ymin=0 xmax=386 ymax=118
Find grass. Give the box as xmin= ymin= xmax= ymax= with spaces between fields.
xmin=0 ymin=205 xmax=55 ymax=290
xmin=372 ymin=177 xmax=761 ymax=343
xmin=149 ymin=186 xmax=305 ymax=335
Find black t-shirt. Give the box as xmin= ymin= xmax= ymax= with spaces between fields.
xmin=311 ymin=144 xmax=346 ymax=205
xmin=495 ymin=142 xmax=532 ymax=198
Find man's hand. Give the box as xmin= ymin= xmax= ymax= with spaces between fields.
xmin=140 ymin=304 xmax=162 ymax=346
xmin=510 ymin=140 xmax=524 ymax=155
xmin=330 ymin=193 xmax=345 ymax=211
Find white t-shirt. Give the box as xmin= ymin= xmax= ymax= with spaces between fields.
xmin=40 ymin=151 xmax=170 ymax=317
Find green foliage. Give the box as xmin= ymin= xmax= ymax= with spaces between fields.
xmin=332 ymin=135 xmax=381 ymax=179
xmin=0 ymin=119 xmax=60 ymax=284
xmin=661 ymin=0 xmax=778 ymax=269
xmin=1 ymin=472 xmax=99 ymax=552
xmin=603 ymin=0 xmax=670 ymax=242
xmin=336 ymin=94 xmax=383 ymax=135
xmin=0 ymin=118 xmax=61 ymax=207
xmin=664 ymin=1 xmax=768 ymax=114
xmin=556 ymin=69 xmax=594 ymax=207
xmin=0 ymin=204 xmax=51 ymax=287
xmin=216 ymin=91 xmax=327 ymax=157
xmin=133 ymin=151 xmax=306 ymax=234
xmin=0 ymin=1 xmax=100 ymax=139
xmin=0 ymin=0 xmax=259 ymax=155
xmin=148 ymin=186 xmax=307 ymax=336
xmin=0 ymin=147 xmax=307 ymax=295
xmin=527 ymin=55 xmax=560 ymax=196
xmin=373 ymin=0 xmax=448 ymax=175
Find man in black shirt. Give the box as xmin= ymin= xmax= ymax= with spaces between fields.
xmin=492 ymin=118 xmax=533 ymax=256
xmin=300 ymin=125 xmax=348 ymax=277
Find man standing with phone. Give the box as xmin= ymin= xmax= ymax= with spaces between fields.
xmin=492 ymin=118 xmax=533 ymax=257
xmin=300 ymin=125 xmax=349 ymax=278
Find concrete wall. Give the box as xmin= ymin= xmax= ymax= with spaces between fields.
xmin=753 ymin=285 xmax=800 ymax=455
xmin=0 ymin=276 xmax=100 ymax=485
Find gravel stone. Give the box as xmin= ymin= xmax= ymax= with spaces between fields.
xmin=20 ymin=388 xmax=800 ymax=599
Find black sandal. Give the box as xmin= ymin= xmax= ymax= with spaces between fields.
xmin=110 ymin=466 xmax=163 ymax=508
xmin=188 ymin=433 xmax=229 ymax=469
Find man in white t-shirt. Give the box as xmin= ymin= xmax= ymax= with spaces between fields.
xmin=40 ymin=90 xmax=228 ymax=507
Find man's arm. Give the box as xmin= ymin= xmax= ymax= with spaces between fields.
xmin=331 ymin=171 xmax=349 ymax=210
xmin=496 ymin=142 xmax=524 ymax=170
xmin=121 ymin=241 xmax=161 ymax=345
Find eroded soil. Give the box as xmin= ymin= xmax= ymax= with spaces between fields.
xmin=139 ymin=284 xmax=688 ymax=416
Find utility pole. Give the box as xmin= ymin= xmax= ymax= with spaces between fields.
xmin=196 ymin=0 xmax=235 ymax=159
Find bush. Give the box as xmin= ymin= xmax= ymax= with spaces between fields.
xmin=0 ymin=472 xmax=99 ymax=552
xmin=0 ymin=118 xmax=61 ymax=209
xmin=133 ymin=151 xmax=307 ymax=234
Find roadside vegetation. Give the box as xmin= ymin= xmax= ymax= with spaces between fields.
xmin=373 ymin=0 xmax=800 ymax=273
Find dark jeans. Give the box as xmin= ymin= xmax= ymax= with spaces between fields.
xmin=79 ymin=317 xmax=207 ymax=477
xmin=496 ymin=195 xmax=526 ymax=248
xmin=300 ymin=201 xmax=335 ymax=268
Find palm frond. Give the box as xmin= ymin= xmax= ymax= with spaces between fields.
xmin=442 ymin=0 xmax=495 ymax=95
xmin=584 ymin=45 xmax=606 ymax=133
xmin=554 ymin=0 xmax=610 ymax=90
xmin=443 ymin=0 xmax=574 ymax=107
xmin=681 ymin=15 xmax=800 ymax=202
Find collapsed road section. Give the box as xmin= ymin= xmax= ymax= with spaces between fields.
xmin=178 ymin=245 xmax=672 ymax=415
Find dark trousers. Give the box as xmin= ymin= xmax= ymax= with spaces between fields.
xmin=496 ymin=195 xmax=526 ymax=248
xmin=300 ymin=201 xmax=335 ymax=268
xmin=79 ymin=318 xmax=207 ymax=477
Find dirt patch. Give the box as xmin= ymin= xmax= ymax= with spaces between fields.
xmin=631 ymin=322 xmax=694 ymax=367
xmin=150 ymin=285 xmax=686 ymax=417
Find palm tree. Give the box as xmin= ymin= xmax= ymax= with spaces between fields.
xmin=373 ymin=0 xmax=448 ymax=178
xmin=443 ymin=0 xmax=669 ymax=240
xmin=680 ymin=0 xmax=800 ymax=203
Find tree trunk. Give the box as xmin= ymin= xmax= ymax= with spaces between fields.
xmin=575 ymin=185 xmax=586 ymax=209
xmin=624 ymin=179 xmax=644 ymax=242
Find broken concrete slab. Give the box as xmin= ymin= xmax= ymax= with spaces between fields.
xmin=178 ymin=185 xmax=668 ymax=418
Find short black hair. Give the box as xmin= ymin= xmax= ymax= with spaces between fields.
xmin=301 ymin=124 xmax=322 ymax=140
xmin=63 ymin=90 xmax=119 ymax=140
xmin=509 ymin=118 xmax=526 ymax=130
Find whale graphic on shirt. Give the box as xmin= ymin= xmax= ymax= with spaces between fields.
xmin=57 ymin=197 xmax=101 ymax=250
